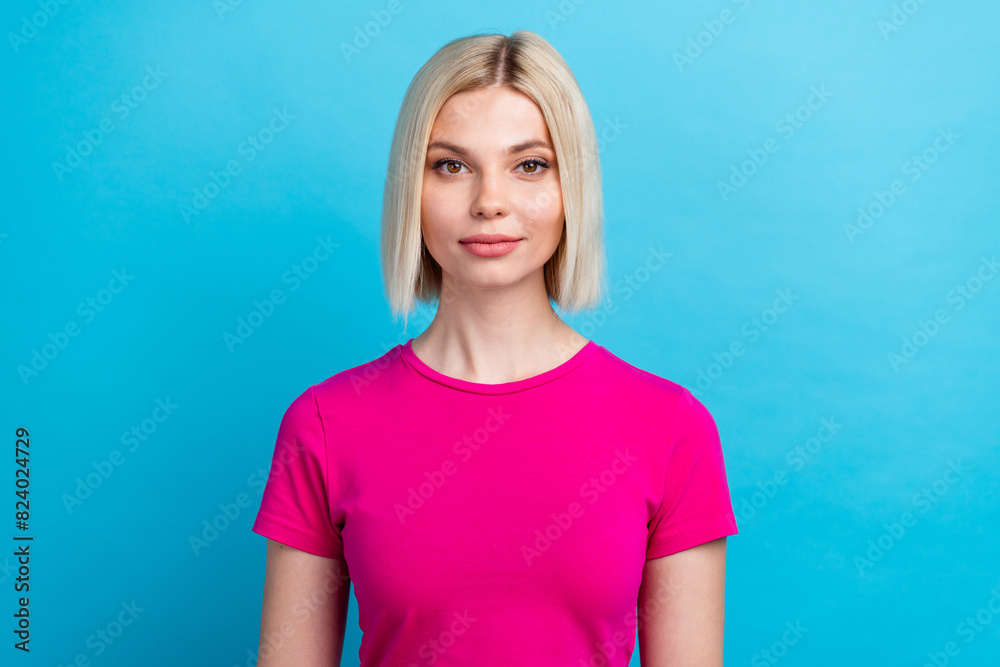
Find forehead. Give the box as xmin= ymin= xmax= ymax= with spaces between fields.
xmin=429 ymin=86 xmax=552 ymax=145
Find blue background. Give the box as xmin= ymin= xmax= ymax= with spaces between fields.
xmin=2 ymin=1 xmax=998 ymax=665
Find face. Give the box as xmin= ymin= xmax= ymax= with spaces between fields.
xmin=420 ymin=85 xmax=564 ymax=297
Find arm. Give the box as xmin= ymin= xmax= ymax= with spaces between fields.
xmin=257 ymin=538 xmax=352 ymax=667
xmin=637 ymin=536 xmax=728 ymax=667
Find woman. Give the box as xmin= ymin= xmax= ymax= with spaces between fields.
xmin=252 ymin=30 xmax=738 ymax=666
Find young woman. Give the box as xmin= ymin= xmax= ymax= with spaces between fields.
xmin=252 ymin=30 xmax=738 ymax=666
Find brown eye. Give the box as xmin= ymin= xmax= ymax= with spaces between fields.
xmin=446 ymin=161 xmax=461 ymax=174
xmin=516 ymin=158 xmax=550 ymax=175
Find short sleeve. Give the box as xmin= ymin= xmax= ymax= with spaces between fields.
xmin=251 ymin=385 xmax=344 ymax=559
xmin=646 ymin=388 xmax=738 ymax=559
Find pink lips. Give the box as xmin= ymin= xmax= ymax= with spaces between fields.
xmin=459 ymin=234 xmax=523 ymax=258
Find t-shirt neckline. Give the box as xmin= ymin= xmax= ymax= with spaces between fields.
xmin=400 ymin=338 xmax=599 ymax=395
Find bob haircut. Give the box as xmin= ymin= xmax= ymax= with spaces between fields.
xmin=380 ymin=29 xmax=609 ymax=330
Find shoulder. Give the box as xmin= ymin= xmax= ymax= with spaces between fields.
xmin=273 ymin=345 xmax=404 ymax=450
xmin=590 ymin=344 xmax=718 ymax=430
xmin=592 ymin=344 xmax=695 ymax=402
xmin=294 ymin=343 xmax=407 ymax=408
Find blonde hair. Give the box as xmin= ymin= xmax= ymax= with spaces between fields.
xmin=379 ymin=30 xmax=608 ymax=330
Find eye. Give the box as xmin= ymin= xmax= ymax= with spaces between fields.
xmin=429 ymin=157 xmax=552 ymax=177
xmin=518 ymin=158 xmax=551 ymax=175
xmin=430 ymin=159 xmax=468 ymax=175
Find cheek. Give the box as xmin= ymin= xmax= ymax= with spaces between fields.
xmin=420 ymin=188 xmax=461 ymax=248
xmin=420 ymin=188 xmax=442 ymax=232
xmin=419 ymin=183 xmax=433 ymax=219
xmin=421 ymin=182 xmax=457 ymax=219
xmin=540 ymin=186 xmax=564 ymax=232
xmin=517 ymin=183 xmax=563 ymax=224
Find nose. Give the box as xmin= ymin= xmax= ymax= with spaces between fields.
xmin=470 ymin=168 xmax=509 ymax=220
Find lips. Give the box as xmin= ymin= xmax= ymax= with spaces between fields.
xmin=459 ymin=236 xmax=523 ymax=258
xmin=459 ymin=234 xmax=522 ymax=243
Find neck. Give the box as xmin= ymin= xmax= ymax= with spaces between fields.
xmin=410 ymin=278 xmax=588 ymax=384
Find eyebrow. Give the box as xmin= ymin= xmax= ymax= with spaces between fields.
xmin=426 ymin=139 xmax=554 ymax=157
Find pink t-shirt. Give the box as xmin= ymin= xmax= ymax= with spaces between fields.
xmin=251 ymin=338 xmax=738 ymax=666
